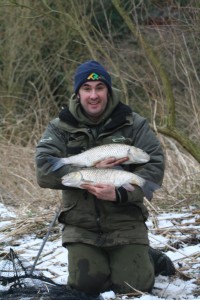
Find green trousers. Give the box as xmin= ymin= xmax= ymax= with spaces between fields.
xmin=67 ymin=243 xmax=155 ymax=295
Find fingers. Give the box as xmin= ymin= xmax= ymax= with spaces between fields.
xmin=81 ymin=184 xmax=96 ymax=192
xmin=95 ymin=157 xmax=129 ymax=168
xmin=80 ymin=183 xmax=116 ymax=201
xmin=81 ymin=183 xmax=105 ymax=192
xmin=95 ymin=157 xmax=115 ymax=168
xmin=114 ymin=157 xmax=129 ymax=164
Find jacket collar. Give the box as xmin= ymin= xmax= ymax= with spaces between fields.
xmin=59 ymin=101 xmax=132 ymax=130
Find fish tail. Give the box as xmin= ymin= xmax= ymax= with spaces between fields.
xmin=48 ymin=157 xmax=66 ymax=171
xmin=142 ymin=180 xmax=161 ymax=201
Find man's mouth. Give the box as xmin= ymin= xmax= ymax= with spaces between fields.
xmin=89 ymin=101 xmax=100 ymax=105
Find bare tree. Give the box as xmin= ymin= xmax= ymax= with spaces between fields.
xmin=112 ymin=0 xmax=200 ymax=162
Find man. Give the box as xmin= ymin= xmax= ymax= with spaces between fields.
xmin=35 ymin=60 xmax=174 ymax=296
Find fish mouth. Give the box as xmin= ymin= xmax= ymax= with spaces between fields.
xmin=135 ymin=156 xmax=149 ymax=163
xmin=140 ymin=158 xmax=150 ymax=163
xmin=141 ymin=154 xmax=150 ymax=161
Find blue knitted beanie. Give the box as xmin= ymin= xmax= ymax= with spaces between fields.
xmin=74 ymin=60 xmax=112 ymax=94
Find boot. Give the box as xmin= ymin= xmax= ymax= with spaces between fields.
xmin=149 ymin=246 xmax=176 ymax=276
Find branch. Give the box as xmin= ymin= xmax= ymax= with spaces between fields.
xmin=112 ymin=0 xmax=175 ymax=128
xmin=112 ymin=0 xmax=200 ymax=163
xmin=157 ymin=126 xmax=200 ymax=162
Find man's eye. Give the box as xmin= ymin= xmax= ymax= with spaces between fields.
xmin=97 ymin=86 xmax=104 ymax=91
xmin=82 ymin=87 xmax=91 ymax=91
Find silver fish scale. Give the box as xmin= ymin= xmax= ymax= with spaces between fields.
xmin=62 ymin=168 xmax=160 ymax=200
xmin=66 ymin=143 xmax=148 ymax=166
xmin=51 ymin=143 xmax=150 ymax=171
xmin=63 ymin=168 xmax=145 ymax=188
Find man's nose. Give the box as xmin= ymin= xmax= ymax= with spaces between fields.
xmin=90 ymin=89 xmax=98 ymax=99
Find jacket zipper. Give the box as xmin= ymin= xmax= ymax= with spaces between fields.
xmin=87 ymin=128 xmax=104 ymax=242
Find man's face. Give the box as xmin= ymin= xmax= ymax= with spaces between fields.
xmin=78 ymin=81 xmax=109 ymax=119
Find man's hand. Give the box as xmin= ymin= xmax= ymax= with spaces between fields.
xmin=81 ymin=183 xmax=116 ymax=201
xmin=95 ymin=157 xmax=128 ymax=168
xmin=81 ymin=157 xmax=129 ymax=200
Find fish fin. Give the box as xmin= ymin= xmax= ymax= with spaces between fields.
xmin=142 ymin=180 xmax=161 ymax=201
xmin=122 ymin=183 xmax=135 ymax=191
xmin=81 ymin=180 xmax=96 ymax=186
xmin=48 ymin=157 xmax=66 ymax=171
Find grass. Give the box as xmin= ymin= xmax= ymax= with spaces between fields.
xmin=0 ymin=140 xmax=62 ymax=213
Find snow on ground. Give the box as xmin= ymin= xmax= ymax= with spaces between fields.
xmin=0 ymin=203 xmax=199 ymax=299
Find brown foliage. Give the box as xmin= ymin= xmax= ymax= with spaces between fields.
xmin=0 ymin=1 xmax=199 ymax=214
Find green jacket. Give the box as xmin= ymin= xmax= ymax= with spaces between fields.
xmin=35 ymin=90 xmax=164 ymax=247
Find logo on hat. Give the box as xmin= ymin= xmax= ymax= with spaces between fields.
xmin=87 ymin=73 xmax=105 ymax=81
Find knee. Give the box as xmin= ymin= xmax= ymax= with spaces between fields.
xmin=68 ymin=259 xmax=111 ymax=295
xmin=110 ymin=257 xmax=155 ymax=294
xmin=71 ymin=273 xmax=110 ymax=295
xmin=111 ymin=269 xmax=155 ymax=294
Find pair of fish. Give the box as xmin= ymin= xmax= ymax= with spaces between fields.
xmin=49 ymin=143 xmax=159 ymax=200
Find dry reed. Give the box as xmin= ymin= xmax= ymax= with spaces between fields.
xmin=0 ymin=140 xmax=62 ymax=214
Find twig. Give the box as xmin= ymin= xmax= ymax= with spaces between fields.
xmin=144 ymin=197 xmax=161 ymax=214
xmin=167 ymin=198 xmax=190 ymax=209
xmin=149 ymin=235 xmax=189 ymax=257
xmin=8 ymin=171 xmax=36 ymax=189
xmin=124 ymin=281 xmax=147 ymax=295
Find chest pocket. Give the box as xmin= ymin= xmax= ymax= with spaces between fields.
xmin=66 ymin=132 xmax=87 ymax=156
xmin=98 ymin=135 xmax=132 ymax=146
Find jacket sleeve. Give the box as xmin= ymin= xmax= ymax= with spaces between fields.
xmin=116 ymin=113 xmax=165 ymax=203
xmin=131 ymin=113 xmax=165 ymax=185
xmin=35 ymin=120 xmax=76 ymax=189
